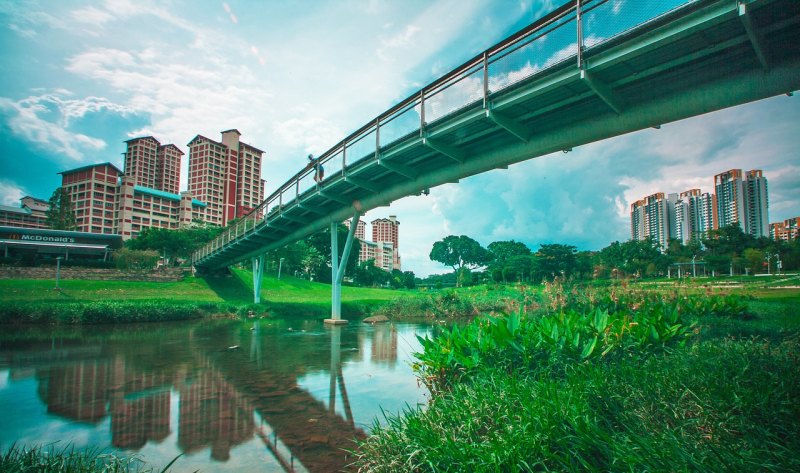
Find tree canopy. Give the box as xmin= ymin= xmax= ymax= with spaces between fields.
xmin=45 ymin=188 xmax=77 ymax=231
xmin=429 ymin=235 xmax=491 ymax=272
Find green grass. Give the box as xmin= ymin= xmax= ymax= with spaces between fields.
xmin=351 ymin=288 xmax=800 ymax=472
xmin=0 ymin=443 xmax=181 ymax=472
xmin=0 ymin=269 xmax=416 ymax=322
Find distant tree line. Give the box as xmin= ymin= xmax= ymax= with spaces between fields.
xmin=424 ymin=225 xmax=800 ymax=286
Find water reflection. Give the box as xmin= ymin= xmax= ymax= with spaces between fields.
xmin=0 ymin=320 xmax=430 ymax=472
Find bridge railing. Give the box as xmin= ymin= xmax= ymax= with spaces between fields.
xmin=193 ymin=0 xmax=694 ymax=265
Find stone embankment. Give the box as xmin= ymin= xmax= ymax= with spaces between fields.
xmin=0 ymin=266 xmax=186 ymax=282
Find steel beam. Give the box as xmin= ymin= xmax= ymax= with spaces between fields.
xmin=486 ymin=109 xmax=530 ymax=142
xmin=345 ymin=176 xmax=381 ymax=193
xmin=423 ymin=136 xmax=465 ymax=163
xmin=738 ymin=1 xmax=770 ymax=70
xmin=377 ymin=157 xmax=418 ymax=179
xmin=581 ymin=68 xmax=623 ymax=114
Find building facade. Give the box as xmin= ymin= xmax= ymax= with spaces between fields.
xmin=344 ymin=216 xmax=401 ymax=272
xmin=715 ymin=169 xmax=746 ymax=230
xmin=770 ymin=217 xmax=798 ymax=242
xmin=744 ymin=169 xmax=769 ymax=238
xmin=116 ymin=176 xmax=206 ymax=239
xmin=0 ymin=196 xmax=50 ymax=229
xmin=674 ymin=189 xmax=718 ymax=244
xmin=59 ymin=163 xmax=123 ymax=235
xmin=715 ymin=168 xmax=769 ymax=237
xmin=630 ymin=192 xmax=676 ymax=249
xmin=187 ymin=130 xmax=265 ymax=226
xmin=371 ymin=216 xmax=401 ymax=271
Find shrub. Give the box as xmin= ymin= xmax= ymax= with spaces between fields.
xmin=114 ymin=248 xmax=159 ymax=271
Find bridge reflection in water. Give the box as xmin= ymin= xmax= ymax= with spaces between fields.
xmin=0 ymin=321 xmax=429 ymax=472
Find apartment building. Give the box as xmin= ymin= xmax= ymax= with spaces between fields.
xmin=770 ymin=217 xmax=799 ymax=242
xmin=187 ymin=130 xmax=265 ymax=226
xmin=59 ymin=163 xmax=122 ymax=234
xmin=344 ymin=216 xmax=401 ymax=272
xmin=0 ymin=196 xmax=50 ymax=229
xmin=744 ymin=169 xmax=769 ymax=238
xmin=714 ymin=168 xmax=769 ymax=237
xmin=371 ymin=216 xmax=401 ymax=270
xmin=117 ymin=176 xmax=205 ymax=239
xmin=674 ymin=189 xmax=718 ymax=244
xmin=630 ymin=192 xmax=676 ymax=250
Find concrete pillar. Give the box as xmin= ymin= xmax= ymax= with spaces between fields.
xmin=252 ymin=254 xmax=265 ymax=303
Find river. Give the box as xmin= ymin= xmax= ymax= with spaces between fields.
xmin=0 ymin=319 xmax=435 ymax=472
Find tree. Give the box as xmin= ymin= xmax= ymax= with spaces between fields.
xmin=487 ymin=240 xmax=532 ymax=282
xmin=45 ymin=188 xmax=76 ymax=230
xmin=126 ymin=225 xmax=223 ymax=264
xmin=533 ymin=244 xmax=578 ymax=280
xmin=354 ymin=258 xmax=390 ymax=287
xmin=429 ymin=235 xmax=491 ymax=274
xmin=743 ymin=248 xmax=766 ymax=275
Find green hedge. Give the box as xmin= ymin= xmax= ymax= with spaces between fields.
xmin=0 ymin=300 xmax=242 ymax=324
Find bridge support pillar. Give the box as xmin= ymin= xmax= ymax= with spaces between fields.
xmin=325 ymin=210 xmax=362 ymax=325
xmin=252 ymin=254 xmax=266 ymax=304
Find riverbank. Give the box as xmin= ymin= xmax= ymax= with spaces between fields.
xmin=0 ymin=268 xmax=408 ymax=324
xmin=352 ymin=286 xmax=800 ymax=472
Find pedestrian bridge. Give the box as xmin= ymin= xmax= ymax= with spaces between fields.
xmin=192 ymin=0 xmax=800 ymax=318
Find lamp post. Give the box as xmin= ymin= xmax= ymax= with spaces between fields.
xmin=692 ymin=255 xmax=696 ymax=278
xmin=55 ymin=256 xmax=63 ymax=290
xmin=278 ymin=257 xmax=285 ymax=279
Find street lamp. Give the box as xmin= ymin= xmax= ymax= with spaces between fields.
xmin=55 ymin=256 xmax=64 ymax=290
xmin=692 ymin=255 xmax=697 ymax=278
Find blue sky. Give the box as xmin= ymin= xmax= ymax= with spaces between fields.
xmin=0 ymin=0 xmax=798 ymax=276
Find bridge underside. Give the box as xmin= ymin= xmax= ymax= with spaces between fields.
xmin=195 ymin=0 xmax=800 ymax=294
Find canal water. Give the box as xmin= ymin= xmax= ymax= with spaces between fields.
xmin=0 ymin=319 xmax=435 ymax=472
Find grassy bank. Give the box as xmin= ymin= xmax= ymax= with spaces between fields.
xmin=0 ymin=268 xmax=409 ymax=323
xmin=352 ymin=286 xmax=800 ymax=472
xmin=0 ymin=443 xmax=178 ymax=473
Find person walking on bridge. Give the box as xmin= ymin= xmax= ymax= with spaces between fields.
xmin=307 ymin=154 xmax=324 ymax=183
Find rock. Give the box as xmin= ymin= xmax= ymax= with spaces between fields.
xmin=362 ymin=315 xmax=389 ymax=324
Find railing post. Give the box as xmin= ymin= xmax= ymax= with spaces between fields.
xmin=576 ymin=0 xmax=583 ymax=69
xmin=342 ymin=141 xmax=347 ymax=176
xmin=482 ymin=51 xmax=489 ymax=108
xmin=375 ymin=118 xmax=380 ymax=159
xmin=419 ymin=90 xmax=426 ymax=137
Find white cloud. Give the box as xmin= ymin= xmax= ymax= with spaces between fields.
xmin=0 ymin=94 xmax=114 ymax=161
xmin=0 ymin=180 xmax=26 ymax=205
xmin=71 ymin=6 xmax=115 ymax=26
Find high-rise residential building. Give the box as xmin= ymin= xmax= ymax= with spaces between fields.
xmin=715 ymin=168 xmax=769 ymax=236
xmin=715 ymin=169 xmax=746 ymax=229
xmin=744 ymin=169 xmax=769 ymax=238
xmin=59 ymin=163 xmax=123 ymax=234
xmin=630 ymin=192 xmax=675 ymax=249
xmin=372 ymin=216 xmax=399 ymax=249
xmin=344 ymin=216 xmax=402 ymax=272
xmin=372 ymin=216 xmax=401 ymax=270
xmin=674 ymin=189 xmax=718 ymax=244
xmin=123 ymin=137 xmax=184 ymax=195
xmin=770 ymin=217 xmax=798 ymax=242
xmin=187 ymin=129 xmax=265 ymax=226
xmin=630 ymin=198 xmax=647 ymax=241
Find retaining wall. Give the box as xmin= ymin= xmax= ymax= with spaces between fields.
xmin=0 ymin=266 xmax=186 ymax=282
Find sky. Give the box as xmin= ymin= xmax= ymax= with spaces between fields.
xmin=0 ymin=0 xmax=798 ymax=277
